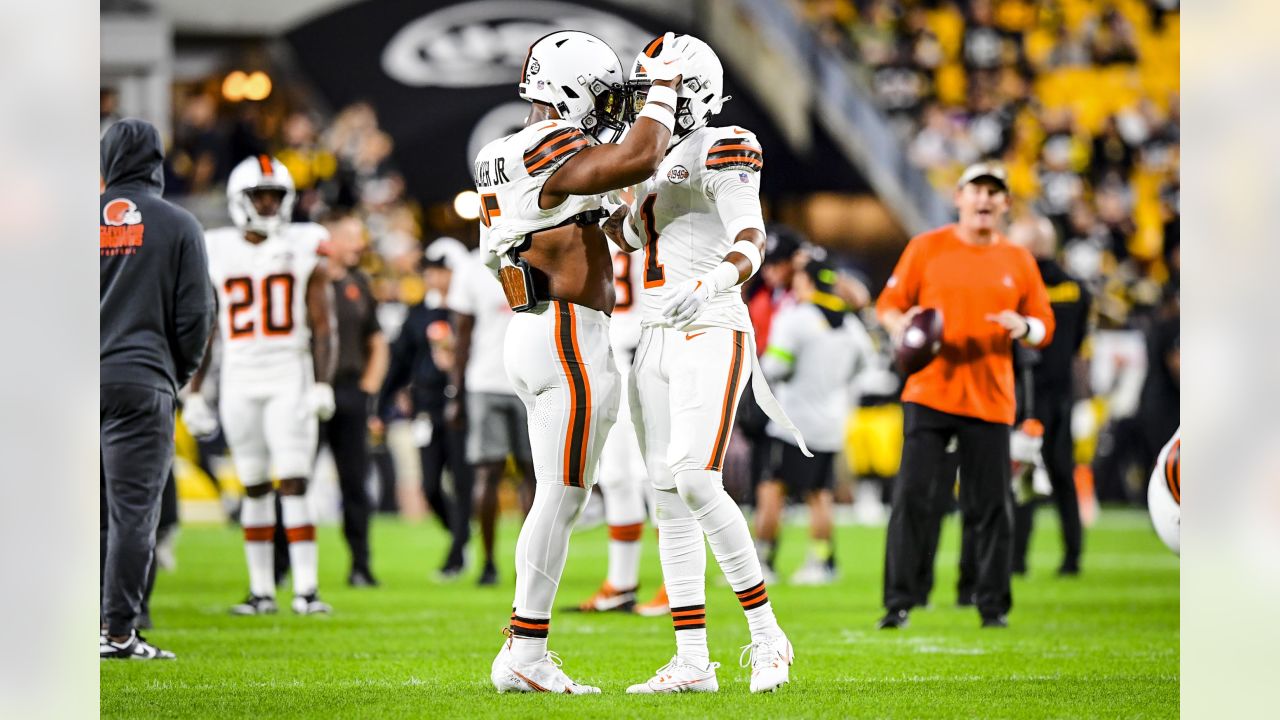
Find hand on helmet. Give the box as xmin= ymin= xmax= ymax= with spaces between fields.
xmin=638 ymin=32 xmax=685 ymax=84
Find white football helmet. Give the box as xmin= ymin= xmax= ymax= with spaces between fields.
xmin=518 ymin=31 xmax=628 ymax=144
xmin=629 ymin=34 xmax=727 ymax=143
xmin=1147 ymin=429 xmax=1180 ymax=556
xmin=227 ymin=154 xmax=296 ymax=235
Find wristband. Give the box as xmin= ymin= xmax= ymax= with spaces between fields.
xmin=644 ymin=84 xmax=678 ymax=110
xmin=622 ymin=215 xmax=645 ymax=250
xmin=637 ymin=102 xmax=675 ymax=134
xmin=729 ymin=239 xmax=762 ymax=277
xmin=707 ymin=260 xmax=741 ymax=292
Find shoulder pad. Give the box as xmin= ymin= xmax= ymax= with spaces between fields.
xmin=705 ymin=127 xmax=763 ymax=172
xmin=523 ymin=122 xmax=588 ymax=176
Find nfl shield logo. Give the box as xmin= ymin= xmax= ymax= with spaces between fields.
xmin=738 ymin=172 xmax=749 ymax=183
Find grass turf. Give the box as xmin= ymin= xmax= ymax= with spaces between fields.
xmin=101 ymin=507 xmax=1178 ymax=718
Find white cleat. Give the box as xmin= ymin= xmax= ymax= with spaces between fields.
xmin=741 ymin=633 xmax=794 ymax=693
xmin=790 ymin=560 xmax=837 ymax=586
xmin=626 ymin=655 xmax=720 ymax=694
xmin=490 ymin=635 xmax=601 ymax=694
xmin=290 ymin=593 xmax=332 ymax=615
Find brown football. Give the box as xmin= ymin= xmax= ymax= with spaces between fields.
xmin=894 ymin=308 xmax=943 ymax=375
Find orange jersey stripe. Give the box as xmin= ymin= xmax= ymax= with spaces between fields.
xmin=706 ymin=156 xmax=763 ymax=168
xmin=526 ymin=138 xmax=587 ymax=173
xmin=567 ymin=303 xmax=592 ymax=489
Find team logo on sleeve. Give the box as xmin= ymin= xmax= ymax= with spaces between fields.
xmin=666 ymin=165 xmax=689 ymax=184
xmin=102 ymin=198 xmax=142 ymax=226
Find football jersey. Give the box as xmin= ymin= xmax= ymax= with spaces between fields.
xmin=762 ymin=303 xmax=875 ymax=452
xmin=204 ymin=222 xmax=327 ymax=375
xmin=631 ymin=125 xmax=764 ymax=332
xmin=609 ymin=248 xmax=645 ymax=357
xmin=472 ymin=118 xmax=601 ymax=266
xmin=445 ymin=249 xmax=517 ymax=396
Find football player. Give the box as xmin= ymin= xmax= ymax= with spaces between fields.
xmin=183 ymin=155 xmax=336 ymax=616
xmin=576 ymin=245 xmax=652 ymax=613
xmin=612 ymin=35 xmax=808 ymax=695
xmin=1148 ymin=428 xmax=1180 ymax=555
xmin=755 ymin=259 xmax=876 ymax=586
xmin=479 ymin=30 xmax=685 ymax=694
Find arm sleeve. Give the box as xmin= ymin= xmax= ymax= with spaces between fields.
xmin=760 ymin=307 xmax=801 ymax=382
xmin=378 ymin=311 xmax=416 ymax=420
xmin=876 ymin=238 xmax=922 ymax=316
xmin=704 ymin=169 xmax=765 ymax=242
xmin=1017 ymin=251 xmax=1056 ymax=349
xmin=172 ymin=214 xmax=216 ymax=387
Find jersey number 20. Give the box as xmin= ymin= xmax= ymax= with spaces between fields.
xmin=225 ymin=274 xmax=295 ymax=339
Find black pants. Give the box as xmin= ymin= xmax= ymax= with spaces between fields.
xmin=322 ymin=380 xmax=374 ymax=574
xmin=419 ymin=408 xmax=472 ymax=569
xmin=1014 ymin=391 xmax=1083 ymax=571
xmin=100 ymin=383 xmax=174 ymax=637
xmin=884 ymin=403 xmax=1013 ymax=619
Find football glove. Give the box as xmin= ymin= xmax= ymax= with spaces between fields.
xmin=308 ymin=383 xmax=336 ymax=421
xmin=662 ymin=278 xmax=714 ymax=329
xmin=637 ymin=32 xmax=685 ymax=83
xmin=182 ymin=394 xmax=218 ymax=438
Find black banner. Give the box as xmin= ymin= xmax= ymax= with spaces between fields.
xmin=286 ymin=0 xmax=861 ymax=205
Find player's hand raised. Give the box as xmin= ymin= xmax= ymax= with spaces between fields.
xmin=637 ymin=32 xmax=685 ymax=85
xmin=662 ymin=277 xmax=713 ymax=329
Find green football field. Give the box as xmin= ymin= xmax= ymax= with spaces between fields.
xmin=101 ymin=507 xmax=1178 ymax=719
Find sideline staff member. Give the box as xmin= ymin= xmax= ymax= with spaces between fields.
xmin=101 ymin=119 xmax=215 ymax=659
xmin=876 ymin=163 xmax=1054 ymax=629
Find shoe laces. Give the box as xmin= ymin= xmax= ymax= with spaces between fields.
xmin=545 ymin=650 xmax=564 ymax=668
xmin=739 ymin=638 xmax=782 ymax=669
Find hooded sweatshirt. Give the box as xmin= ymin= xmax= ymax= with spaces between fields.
xmin=100 ymin=119 xmax=215 ymax=395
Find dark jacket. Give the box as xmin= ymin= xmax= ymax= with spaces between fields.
xmin=379 ymin=303 xmax=451 ymax=419
xmin=100 ymin=119 xmax=215 ymax=396
xmin=1031 ymin=258 xmax=1091 ymax=397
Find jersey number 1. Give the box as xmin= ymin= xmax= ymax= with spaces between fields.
xmin=640 ymin=193 xmax=664 ymax=288
xmin=225 ymin=274 xmax=295 ymax=339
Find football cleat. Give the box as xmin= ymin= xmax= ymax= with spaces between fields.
xmin=478 ymin=565 xmax=498 ymax=587
xmin=789 ymin=560 xmax=836 ymax=586
xmin=100 ymin=631 xmax=176 ymax=660
xmin=576 ymin=581 xmax=637 ymax=612
xmin=626 ymin=655 xmax=720 ymax=694
xmin=634 ymin=583 xmax=670 ymax=617
xmin=740 ymin=633 xmax=793 ymax=693
xmin=877 ymin=609 xmax=909 ymax=629
xmin=291 ymin=592 xmax=332 ymax=615
xmin=230 ymin=594 xmax=278 ymax=616
xmin=490 ymin=634 xmax=601 ymax=694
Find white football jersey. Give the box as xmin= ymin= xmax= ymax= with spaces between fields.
xmin=204 ymin=222 xmax=327 ymax=374
xmin=631 ymin=125 xmax=764 ymax=332
xmin=609 ymin=248 xmax=645 ymax=357
xmin=473 ymin=119 xmax=601 ymax=264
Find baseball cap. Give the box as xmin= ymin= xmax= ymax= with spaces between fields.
xmin=956 ymin=161 xmax=1008 ymax=192
xmin=764 ymin=224 xmax=805 ymax=265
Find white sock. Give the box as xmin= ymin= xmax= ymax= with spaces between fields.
xmin=509 ymin=482 xmax=590 ymax=661
xmin=240 ymin=493 xmax=276 ymax=598
xmin=606 ymin=524 xmax=643 ymax=591
xmin=656 ymin=488 xmax=709 ymax=664
xmin=676 ymin=470 xmax=782 ymax=641
xmin=281 ymin=494 xmax=318 ymax=596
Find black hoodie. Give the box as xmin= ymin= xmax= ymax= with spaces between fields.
xmin=100 ymin=119 xmax=215 ymax=396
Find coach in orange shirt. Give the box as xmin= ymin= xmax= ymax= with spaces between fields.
xmin=876 ymin=163 xmax=1054 ymax=629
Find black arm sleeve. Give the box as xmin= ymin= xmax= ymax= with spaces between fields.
xmin=172 ymin=214 xmax=215 ymax=387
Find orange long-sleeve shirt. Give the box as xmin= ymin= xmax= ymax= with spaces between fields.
xmin=877 ymin=224 xmax=1055 ymax=425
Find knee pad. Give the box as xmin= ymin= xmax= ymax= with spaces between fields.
xmin=674 ymin=469 xmax=724 ymax=514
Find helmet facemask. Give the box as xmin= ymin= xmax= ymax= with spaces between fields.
xmin=580 ymin=81 xmax=630 ymax=144
xmin=232 ymin=184 xmax=294 ymax=236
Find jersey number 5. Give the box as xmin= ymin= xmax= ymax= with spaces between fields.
xmin=225 ymin=274 xmax=295 ymax=339
xmin=640 ymin=193 xmax=664 ymax=288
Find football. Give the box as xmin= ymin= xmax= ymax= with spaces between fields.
xmin=895 ymin=308 xmax=943 ymax=375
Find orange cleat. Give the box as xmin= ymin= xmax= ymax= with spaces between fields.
xmin=576 ymin=581 xmax=637 ymax=612
xmin=633 ymin=583 xmax=670 ymax=617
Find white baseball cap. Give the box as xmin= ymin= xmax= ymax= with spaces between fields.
xmin=956 ymin=161 xmax=1009 ymax=192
